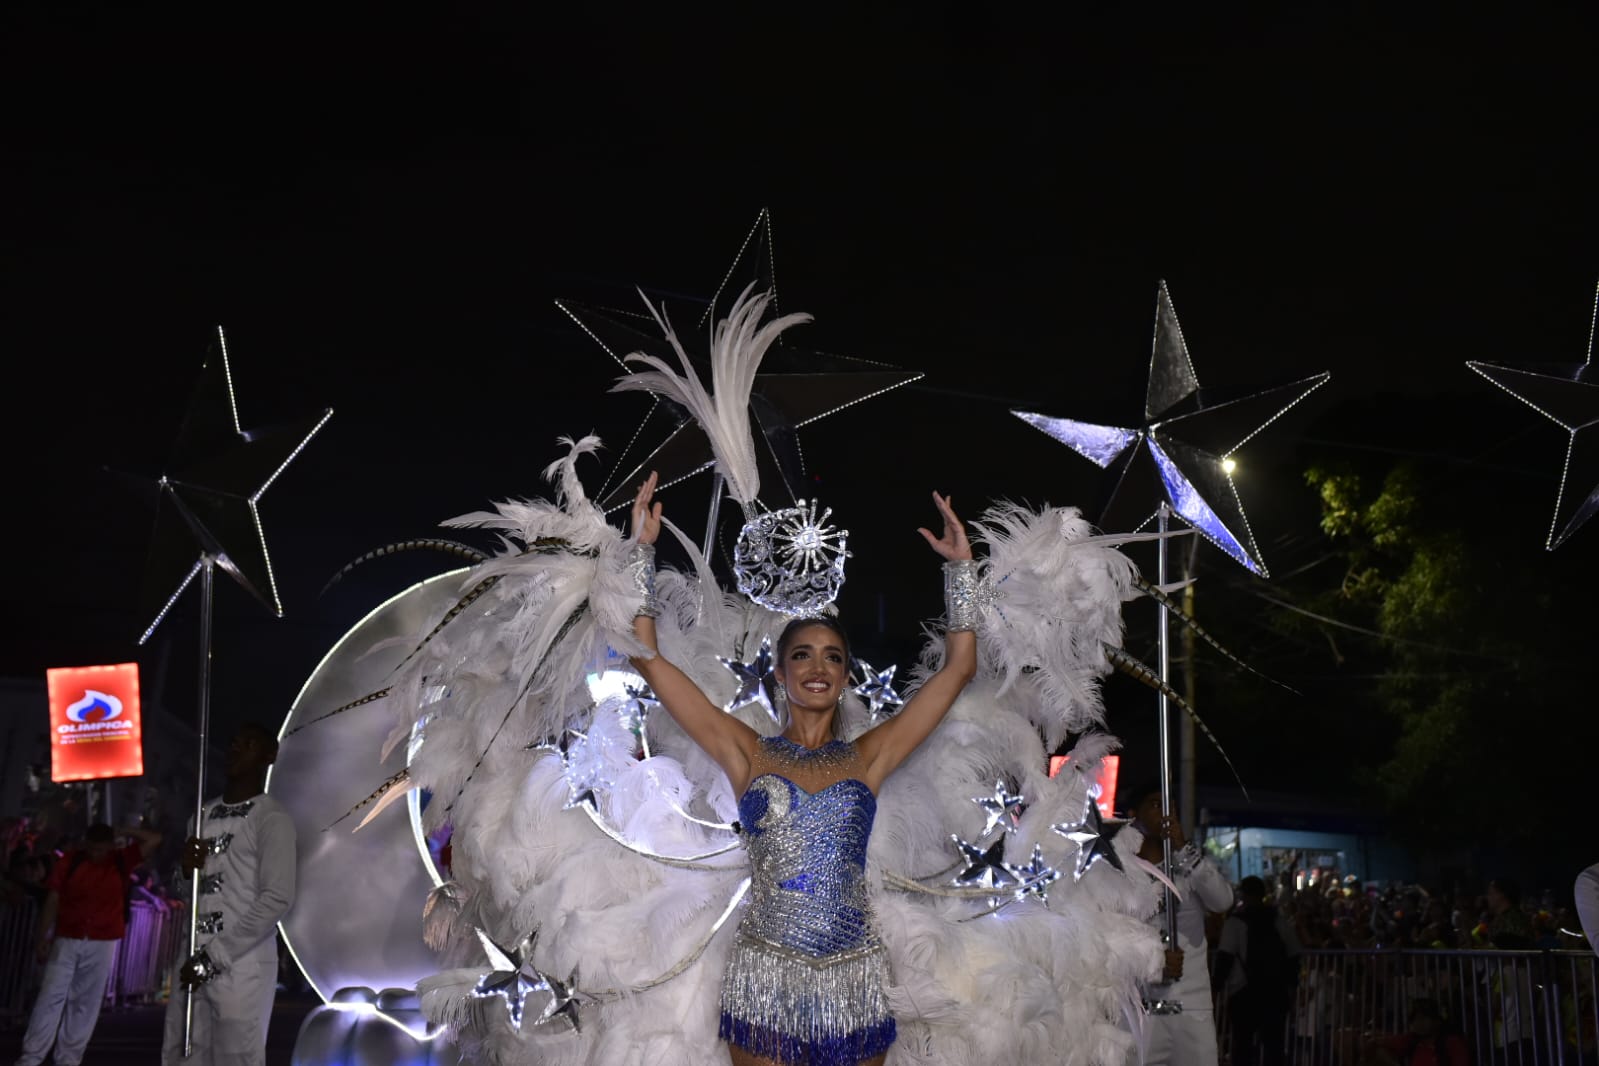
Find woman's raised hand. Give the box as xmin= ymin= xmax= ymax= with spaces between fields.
xmin=917 ymin=491 xmax=973 ymax=562
xmin=631 ymin=470 xmax=663 ymax=546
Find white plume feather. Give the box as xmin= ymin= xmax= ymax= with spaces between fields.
xmin=609 ymin=284 xmax=811 ymax=507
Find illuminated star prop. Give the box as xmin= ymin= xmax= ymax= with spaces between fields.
xmin=851 ymin=659 xmax=904 ymax=721
xmin=536 ymin=969 xmax=582 ymax=1033
xmin=559 ymin=730 xmax=602 ymax=811
xmin=557 ymin=210 xmax=923 ymax=513
xmin=1013 ymin=281 xmax=1328 ymax=576
xmin=1002 ymin=844 xmax=1062 ymax=904
xmin=1051 ymin=785 xmax=1125 ymax=881
xmin=951 ymin=835 xmax=1015 ymax=891
xmin=139 ymin=326 xmax=333 ymax=642
xmin=719 ymin=636 xmax=777 ymax=723
xmin=971 ymin=779 xmax=1027 ymax=836
xmin=1468 ymin=283 xmax=1599 ymax=549
xmin=471 ymin=930 xmax=547 ymax=1032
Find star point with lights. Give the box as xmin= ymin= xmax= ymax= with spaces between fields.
xmin=139 ymin=325 xmax=333 ymax=642
xmin=851 ymin=659 xmax=904 ymax=721
xmin=1013 ymin=280 xmax=1328 ymax=576
xmin=719 ymin=636 xmax=777 ymax=723
xmin=470 ymin=930 xmax=548 ymax=1032
xmin=1467 ymin=281 xmax=1599 ymax=549
xmin=556 ymin=210 xmax=923 ymax=513
xmin=1051 ymin=785 xmax=1125 ymax=881
xmin=950 ymin=835 xmax=1014 ymax=891
xmin=971 ymin=779 xmax=1027 ymax=837
xmin=1001 ymin=844 xmax=1062 ymax=905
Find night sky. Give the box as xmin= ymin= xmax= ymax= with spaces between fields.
xmin=5 ymin=10 xmax=1599 ymax=802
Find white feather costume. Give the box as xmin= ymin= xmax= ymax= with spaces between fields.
xmin=335 ymin=290 xmax=1164 ymax=1065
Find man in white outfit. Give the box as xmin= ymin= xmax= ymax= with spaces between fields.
xmin=161 ymin=722 xmax=297 ymax=1066
xmin=15 ymin=821 xmax=162 ymax=1066
xmin=1116 ymin=780 xmax=1236 ymax=1066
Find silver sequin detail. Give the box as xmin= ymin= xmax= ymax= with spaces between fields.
xmin=196 ymin=911 xmax=225 ymax=935
xmin=1171 ymin=842 xmax=1203 ymax=878
xmin=625 ymin=543 xmax=661 ymax=618
xmin=208 ymin=801 xmax=255 ymax=820
xmin=199 ymin=871 xmax=225 ymax=895
xmin=722 ymin=737 xmax=892 ymax=1052
xmin=205 ymin=833 xmax=233 ymax=857
xmin=943 ymin=559 xmax=988 ymax=632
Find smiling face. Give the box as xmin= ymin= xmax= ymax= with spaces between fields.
xmin=774 ymin=623 xmax=850 ymax=716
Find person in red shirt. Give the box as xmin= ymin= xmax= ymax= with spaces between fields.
xmin=1363 ymin=998 xmax=1470 ymax=1066
xmin=16 ymin=821 xmax=162 ymax=1066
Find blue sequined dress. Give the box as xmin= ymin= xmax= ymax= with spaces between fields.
xmin=718 ymin=736 xmax=895 ymax=1065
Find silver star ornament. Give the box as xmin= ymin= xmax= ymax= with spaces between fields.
xmin=471 ymin=930 xmax=548 ymax=1032
xmin=951 ymin=834 xmax=1015 ymax=891
xmin=971 ymin=779 xmax=1027 ymax=836
xmin=1051 ymin=785 xmax=1126 ymax=881
xmin=851 ymin=659 xmax=904 ymax=721
xmin=719 ymin=636 xmax=777 ymax=723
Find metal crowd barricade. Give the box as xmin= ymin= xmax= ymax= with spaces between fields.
xmin=0 ymin=896 xmax=41 ymax=1027
xmin=1213 ymin=948 xmax=1599 ymax=1065
xmin=105 ymin=900 xmax=183 ymax=1006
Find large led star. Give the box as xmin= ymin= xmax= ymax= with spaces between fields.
xmin=1468 ymin=283 xmax=1599 ymax=549
xmin=851 ymin=658 xmax=904 ymax=722
xmin=557 ymin=210 xmax=923 ymax=512
xmin=1013 ymin=281 xmax=1328 ymax=576
xmin=139 ymin=326 xmax=332 ymax=643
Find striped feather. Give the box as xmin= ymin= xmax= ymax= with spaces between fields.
xmin=1102 ymin=643 xmax=1249 ymax=800
xmin=1131 ymin=574 xmax=1299 ymax=695
xmin=326 ymin=767 xmax=411 ymax=831
xmin=319 ymin=539 xmax=488 ymax=596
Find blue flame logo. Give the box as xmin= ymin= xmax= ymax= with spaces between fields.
xmin=66 ymin=690 xmax=123 ymax=724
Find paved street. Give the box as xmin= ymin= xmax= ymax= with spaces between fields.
xmin=0 ymin=994 xmax=319 ymax=1065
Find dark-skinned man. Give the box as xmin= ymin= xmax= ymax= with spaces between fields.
xmin=160 ymin=722 xmax=297 ymax=1066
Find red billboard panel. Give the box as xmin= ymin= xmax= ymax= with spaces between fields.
xmin=1048 ymin=753 xmax=1120 ymax=819
xmin=46 ymin=663 xmax=144 ymax=782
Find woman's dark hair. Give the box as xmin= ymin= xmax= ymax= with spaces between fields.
xmin=775 ymin=616 xmax=852 ymax=667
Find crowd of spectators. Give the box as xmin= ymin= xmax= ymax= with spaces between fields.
xmin=1261 ymin=870 xmax=1592 ymax=954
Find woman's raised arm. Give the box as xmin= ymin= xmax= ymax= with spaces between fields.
xmin=625 ymin=472 xmax=760 ymax=792
xmin=857 ymin=492 xmax=979 ymax=790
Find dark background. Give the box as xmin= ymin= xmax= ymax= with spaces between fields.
xmin=4 ymin=8 xmax=1598 ymax=880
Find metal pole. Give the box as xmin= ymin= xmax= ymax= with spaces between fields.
xmin=183 ymin=555 xmax=215 ymax=1058
xmin=1156 ymin=504 xmax=1177 ymax=948
xmin=702 ymin=472 xmax=726 ymax=562
xmin=1180 ymin=580 xmax=1197 ymax=842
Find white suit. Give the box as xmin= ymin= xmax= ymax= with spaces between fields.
xmin=161 ymin=793 xmax=297 ymax=1066
xmin=1117 ymin=827 xmax=1235 ymax=1066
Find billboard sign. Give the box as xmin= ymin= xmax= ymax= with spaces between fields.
xmin=46 ymin=663 xmax=144 ymax=782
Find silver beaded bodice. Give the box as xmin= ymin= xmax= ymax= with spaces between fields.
xmin=737 ymin=738 xmax=879 ymax=958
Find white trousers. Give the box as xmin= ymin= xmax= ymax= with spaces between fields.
xmin=15 ymin=937 xmax=118 ymax=1066
xmin=1143 ymin=1007 xmax=1221 ymax=1066
xmin=160 ymin=954 xmax=278 ymax=1066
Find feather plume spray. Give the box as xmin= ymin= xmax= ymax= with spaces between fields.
xmin=610 ymin=284 xmax=812 ymax=507
xmin=1129 ymin=573 xmax=1299 ymax=694
xmin=1102 ymin=643 xmax=1249 ymax=799
xmin=319 ymin=539 xmax=488 ymax=597
xmin=326 ymin=767 xmax=410 ymax=831
xmin=387 ymin=575 xmax=504 ymax=675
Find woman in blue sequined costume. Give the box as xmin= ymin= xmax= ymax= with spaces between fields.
xmin=627 ymin=472 xmax=979 ymax=1066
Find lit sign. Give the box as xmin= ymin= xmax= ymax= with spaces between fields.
xmin=1048 ymin=753 xmax=1120 ymax=819
xmin=46 ymin=663 xmax=144 ymax=782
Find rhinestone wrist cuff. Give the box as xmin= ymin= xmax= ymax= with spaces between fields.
xmin=627 ymin=543 xmax=661 ymax=619
xmin=943 ymin=559 xmax=983 ymax=632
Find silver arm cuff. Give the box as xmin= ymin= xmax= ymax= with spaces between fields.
xmin=943 ymin=559 xmax=984 ymax=632
xmin=626 ymin=543 xmax=661 ymax=619
xmin=1172 ymin=842 xmax=1203 ymax=878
